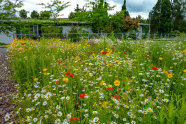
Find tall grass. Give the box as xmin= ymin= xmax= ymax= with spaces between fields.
xmin=6 ymin=38 xmax=186 ymax=124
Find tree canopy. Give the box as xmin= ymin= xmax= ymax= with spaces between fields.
xmin=0 ymin=0 xmax=23 ymax=33
xmin=39 ymin=0 xmax=70 ymax=19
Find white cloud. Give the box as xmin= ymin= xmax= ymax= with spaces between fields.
xmin=17 ymin=0 xmax=154 ymax=19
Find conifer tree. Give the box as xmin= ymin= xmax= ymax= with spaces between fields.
xmin=149 ymin=0 xmax=161 ymax=33
xmin=172 ymin=0 xmax=185 ymax=32
xmin=159 ymin=0 xmax=173 ymax=33
xmin=121 ymin=0 xmax=129 ymax=17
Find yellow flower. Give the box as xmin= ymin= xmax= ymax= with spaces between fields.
xmin=167 ymin=74 xmax=173 ymax=78
xmin=102 ymin=101 xmax=109 ymax=108
xmin=43 ymin=72 xmax=48 ymax=75
xmin=114 ymin=80 xmax=120 ymax=86
xmin=183 ymin=69 xmax=186 ymax=73
xmin=63 ymin=77 xmax=69 ymax=83
xmin=43 ymin=68 xmax=48 ymax=72
xmin=34 ymin=78 xmax=38 ymax=82
xmin=116 ymin=60 xmax=120 ymax=63
xmin=163 ymin=70 xmax=168 ymax=73
xmin=159 ymin=57 xmax=163 ymax=60
xmin=126 ymin=60 xmax=130 ymax=63
xmin=19 ymin=47 xmax=23 ymax=51
xmin=183 ymin=50 xmax=186 ymax=53
xmin=100 ymin=80 xmax=105 ymax=86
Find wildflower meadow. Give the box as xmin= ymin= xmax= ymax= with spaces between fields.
xmin=5 ymin=38 xmax=186 ymax=124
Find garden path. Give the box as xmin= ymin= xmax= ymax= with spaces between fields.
xmin=0 ymin=53 xmax=17 ymax=124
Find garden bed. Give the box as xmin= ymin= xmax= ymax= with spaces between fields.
xmin=3 ymin=38 xmax=186 ymax=123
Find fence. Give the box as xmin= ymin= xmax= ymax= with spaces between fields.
xmin=0 ymin=32 xmax=186 ymax=43
xmin=14 ymin=32 xmax=186 ymax=41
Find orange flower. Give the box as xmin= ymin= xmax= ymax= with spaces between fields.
xmin=167 ymin=74 xmax=173 ymax=78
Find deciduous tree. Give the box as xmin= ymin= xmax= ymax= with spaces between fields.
xmin=0 ymin=0 xmax=23 ymax=33
xmin=31 ymin=10 xmax=39 ymax=19
xmin=19 ymin=9 xmax=28 ymax=19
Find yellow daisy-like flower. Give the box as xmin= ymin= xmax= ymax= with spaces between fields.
xmin=102 ymin=101 xmax=109 ymax=108
xmin=19 ymin=47 xmax=23 ymax=51
xmin=34 ymin=78 xmax=38 ymax=82
xmin=43 ymin=72 xmax=48 ymax=75
xmin=167 ymin=74 xmax=173 ymax=78
xmin=43 ymin=68 xmax=48 ymax=72
xmin=159 ymin=57 xmax=163 ymax=60
xmin=183 ymin=50 xmax=186 ymax=53
xmin=183 ymin=69 xmax=186 ymax=73
xmin=163 ymin=70 xmax=168 ymax=73
xmin=116 ymin=60 xmax=120 ymax=63
xmin=100 ymin=80 xmax=105 ymax=86
xmin=63 ymin=77 xmax=69 ymax=83
xmin=114 ymin=80 xmax=120 ymax=86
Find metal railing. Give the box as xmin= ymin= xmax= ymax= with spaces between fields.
xmin=13 ymin=33 xmax=185 ymax=41
xmin=0 ymin=32 xmax=185 ymax=43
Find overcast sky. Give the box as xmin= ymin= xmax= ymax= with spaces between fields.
xmin=17 ymin=0 xmax=158 ymax=19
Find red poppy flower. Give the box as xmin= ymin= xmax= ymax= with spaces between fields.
xmin=79 ymin=93 xmax=86 ymax=98
xmin=101 ymin=51 xmax=108 ymax=54
xmin=69 ymin=74 xmax=74 ymax=77
xmin=112 ymin=44 xmax=116 ymax=47
xmin=66 ymin=72 xmax=71 ymax=75
xmin=123 ymin=51 xmax=126 ymax=54
xmin=70 ymin=117 xmax=78 ymax=122
xmin=141 ymin=46 xmax=145 ymax=48
xmin=152 ymin=66 xmax=158 ymax=71
xmin=114 ymin=94 xmax=120 ymax=99
xmin=21 ymin=43 xmax=26 ymax=45
xmin=58 ymin=61 xmax=62 ymax=63
xmin=106 ymin=87 xmax=114 ymax=90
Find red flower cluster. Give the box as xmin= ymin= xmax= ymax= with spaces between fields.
xmin=21 ymin=43 xmax=26 ymax=45
xmin=70 ymin=117 xmax=78 ymax=122
xmin=152 ymin=66 xmax=158 ymax=71
xmin=66 ymin=72 xmax=75 ymax=77
xmin=106 ymin=87 xmax=114 ymax=90
xmin=79 ymin=93 xmax=86 ymax=98
xmin=101 ymin=51 xmax=108 ymax=54
xmin=112 ymin=44 xmax=116 ymax=47
xmin=114 ymin=94 xmax=120 ymax=99
xmin=58 ymin=61 xmax=62 ymax=63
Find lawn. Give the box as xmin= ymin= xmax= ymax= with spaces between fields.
xmin=5 ymin=38 xmax=186 ymax=124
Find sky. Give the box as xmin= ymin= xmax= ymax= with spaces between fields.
xmin=17 ymin=0 xmax=158 ymax=19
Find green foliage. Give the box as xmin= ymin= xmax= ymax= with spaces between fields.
xmin=19 ymin=9 xmax=28 ymax=19
xmin=31 ymin=10 xmax=39 ymax=19
xmin=68 ymin=25 xmax=84 ymax=42
xmin=0 ymin=0 xmax=23 ymax=33
xmin=172 ymin=0 xmax=185 ymax=32
xmin=108 ymin=11 xmax=140 ymax=33
xmin=149 ymin=0 xmax=161 ymax=33
xmin=39 ymin=0 xmax=70 ymax=19
xmin=87 ymin=0 xmax=115 ymax=33
xmin=0 ymin=42 xmax=7 ymax=46
xmin=68 ymin=4 xmax=89 ymax=21
xmin=150 ymin=0 xmax=185 ymax=33
xmin=121 ymin=0 xmax=129 ymax=17
xmin=40 ymin=11 xmax=51 ymax=20
xmin=158 ymin=0 xmax=173 ymax=33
